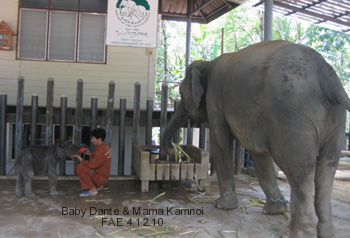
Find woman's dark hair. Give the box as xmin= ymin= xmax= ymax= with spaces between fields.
xmin=91 ymin=128 xmax=106 ymax=141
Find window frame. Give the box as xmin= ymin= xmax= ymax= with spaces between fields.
xmin=17 ymin=1 xmax=107 ymax=63
xmin=77 ymin=12 xmax=107 ymax=63
xmin=18 ymin=8 xmax=49 ymax=60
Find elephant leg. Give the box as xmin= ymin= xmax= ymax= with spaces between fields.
xmin=48 ymin=163 xmax=58 ymax=195
xmin=15 ymin=169 xmax=24 ymax=197
xmin=250 ymin=153 xmax=287 ymax=214
xmin=48 ymin=173 xmax=58 ymax=195
xmin=272 ymin=147 xmax=318 ymax=238
xmin=23 ymin=167 xmax=35 ymax=198
xmin=314 ymin=139 xmax=341 ymax=238
xmin=210 ymin=120 xmax=238 ymax=210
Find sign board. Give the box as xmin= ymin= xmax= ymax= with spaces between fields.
xmin=106 ymin=0 xmax=159 ymax=48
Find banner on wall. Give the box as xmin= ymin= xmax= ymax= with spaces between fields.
xmin=106 ymin=0 xmax=159 ymax=48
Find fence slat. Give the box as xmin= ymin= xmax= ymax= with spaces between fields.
xmin=0 ymin=94 xmax=7 ymax=175
xmin=235 ymin=140 xmax=242 ymax=175
xmin=187 ymin=120 xmax=193 ymax=145
xmin=106 ymin=81 xmax=115 ymax=145
xmin=30 ymin=95 xmax=38 ymax=146
xmin=160 ymin=84 xmax=168 ymax=161
xmin=146 ymin=99 xmax=153 ymax=145
xmin=90 ymin=97 xmax=98 ymax=132
xmin=60 ymin=96 xmax=68 ymax=141
xmin=45 ymin=78 xmax=54 ymax=145
xmin=74 ymin=79 xmax=83 ymax=175
xmin=90 ymin=96 xmax=98 ymax=152
xmin=132 ymin=83 xmax=141 ymax=147
xmin=59 ymin=95 xmax=67 ymax=176
xmin=199 ymin=123 xmax=206 ymax=149
xmin=173 ymin=100 xmax=180 ymax=144
xmin=160 ymin=84 xmax=168 ymax=144
xmin=118 ymin=99 xmax=126 ymax=176
xmin=15 ymin=77 xmax=24 ymax=159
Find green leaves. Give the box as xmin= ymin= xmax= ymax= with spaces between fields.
xmin=156 ymin=5 xmax=350 ymax=108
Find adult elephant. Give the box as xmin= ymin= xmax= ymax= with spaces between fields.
xmin=161 ymin=40 xmax=350 ymax=238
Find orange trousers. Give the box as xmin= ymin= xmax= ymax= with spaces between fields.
xmin=77 ymin=164 xmax=108 ymax=190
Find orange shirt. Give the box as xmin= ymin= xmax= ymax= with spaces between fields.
xmin=81 ymin=142 xmax=111 ymax=179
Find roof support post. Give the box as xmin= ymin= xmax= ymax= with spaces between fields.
xmin=185 ymin=0 xmax=193 ymax=68
xmin=264 ymin=0 xmax=273 ymax=41
xmin=184 ymin=0 xmax=194 ymax=146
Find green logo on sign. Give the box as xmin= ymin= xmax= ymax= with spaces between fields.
xmin=116 ymin=0 xmax=151 ymax=27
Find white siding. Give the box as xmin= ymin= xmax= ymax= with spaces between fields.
xmin=0 ymin=0 xmax=157 ymax=110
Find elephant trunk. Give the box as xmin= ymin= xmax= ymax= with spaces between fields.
xmin=161 ymin=100 xmax=188 ymax=154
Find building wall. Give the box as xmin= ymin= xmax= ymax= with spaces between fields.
xmin=1 ymin=0 xmax=158 ymax=176
xmin=0 ymin=0 xmax=157 ymax=110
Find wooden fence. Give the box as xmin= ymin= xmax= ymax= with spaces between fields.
xmin=3 ymin=77 xmax=349 ymax=179
xmin=2 ymin=77 xmax=309 ymax=177
xmin=0 ymin=77 xmax=218 ymax=176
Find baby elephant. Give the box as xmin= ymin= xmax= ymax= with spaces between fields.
xmin=15 ymin=141 xmax=82 ymax=197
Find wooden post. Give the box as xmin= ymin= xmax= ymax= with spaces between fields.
xmin=45 ymin=78 xmax=54 ymax=145
xmin=160 ymin=84 xmax=169 ymax=160
xmin=132 ymin=82 xmax=141 ymax=147
xmin=74 ymin=79 xmax=83 ymax=175
xmin=160 ymin=83 xmax=168 ymax=144
xmin=0 ymin=94 xmax=7 ymax=175
xmin=15 ymin=77 xmax=24 ymax=159
xmin=145 ymin=99 xmax=153 ymax=146
xmin=187 ymin=120 xmax=193 ymax=145
xmin=199 ymin=123 xmax=206 ymax=150
xmin=90 ymin=96 xmax=98 ymax=152
xmin=264 ymin=0 xmax=273 ymax=41
xmin=185 ymin=0 xmax=192 ymax=69
xmin=30 ymin=94 xmax=38 ymax=146
xmin=221 ymin=28 xmax=224 ymax=55
xmin=105 ymin=81 xmax=115 ymax=145
xmin=59 ymin=95 xmax=67 ymax=176
xmin=90 ymin=97 xmax=98 ymax=132
xmin=235 ymin=139 xmax=242 ymax=175
xmin=60 ymin=96 xmax=68 ymax=141
xmin=173 ymin=99 xmax=180 ymax=144
xmin=118 ymin=99 xmax=126 ymax=176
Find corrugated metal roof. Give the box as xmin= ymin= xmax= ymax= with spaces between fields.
xmin=158 ymin=0 xmax=350 ymax=32
xmin=159 ymin=0 xmax=240 ymax=23
xmin=251 ymin=0 xmax=350 ymax=32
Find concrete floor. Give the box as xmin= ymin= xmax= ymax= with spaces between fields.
xmin=0 ymin=173 xmax=349 ymax=238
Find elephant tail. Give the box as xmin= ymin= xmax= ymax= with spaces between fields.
xmin=321 ymin=63 xmax=350 ymax=112
xmin=335 ymin=88 xmax=350 ymax=112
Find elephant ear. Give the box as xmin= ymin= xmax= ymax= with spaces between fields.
xmin=55 ymin=141 xmax=67 ymax=160
xmin=191 ymin=66 xmax=204 ymax=110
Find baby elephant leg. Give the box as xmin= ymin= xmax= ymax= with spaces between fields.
xmin=48 ymin=171 xmax=58 ymax=195
xmin=15 ymin=170 xmax=24 ymax=196
xmin=23 ymin=167 xmax=35 ymax=198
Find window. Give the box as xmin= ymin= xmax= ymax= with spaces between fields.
xmin=0 ymin=34 xmax=8 ymax=46
xmin=18 ymin=0 xmax=107 ymax=63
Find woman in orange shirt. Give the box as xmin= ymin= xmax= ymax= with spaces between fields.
xmin=72 ymin=128 xmax=111 ymax=197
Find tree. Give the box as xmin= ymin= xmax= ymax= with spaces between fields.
xmin=156 ymin=5 xmax=350 ymax=107
xmin=303 ymin=25 xmax=350 ymax=84
xmin=156 ymin=21 xmax=185 ymax=108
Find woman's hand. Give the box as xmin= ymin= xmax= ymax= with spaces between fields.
xmin=105 ymin=150 xmax=112 ymax=160
xmin=71 ymin=154 xmax=83 ymax=162
xmin=85 ymin=149 xmax=91 ymax=156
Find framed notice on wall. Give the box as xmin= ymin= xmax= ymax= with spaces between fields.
xmin=106 ymin=0 xmax=159 ymax=48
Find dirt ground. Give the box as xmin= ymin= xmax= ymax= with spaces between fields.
xmin=0 ymin=173 xmax=349 ymax=238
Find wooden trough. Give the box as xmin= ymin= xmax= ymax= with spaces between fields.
xmin=132 ymin=145 xmax=209 ymax=193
